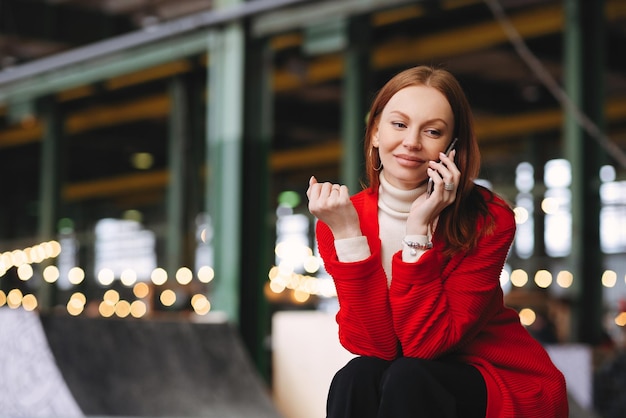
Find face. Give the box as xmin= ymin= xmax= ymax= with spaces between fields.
xmin=372 ymin=85 xmax=455 ymax=190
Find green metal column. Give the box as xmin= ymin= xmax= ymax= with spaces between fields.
xmin=37 ymin=97 xmax=62 ymax=310
xmin=206 ymin=0 xmax=245 ymax=323
xmin=564 ymin=0 xmax=605 ymax=344
xmin=166 ymin=76 xmax=190 ymax=276
xmin=342 ymin=16 xmax=370 ymax=190
xmin=240 ymin=36 xmax=274 ymax=381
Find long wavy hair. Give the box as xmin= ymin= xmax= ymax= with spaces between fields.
xmin=363 ymin=65 xmax=496 ymax=255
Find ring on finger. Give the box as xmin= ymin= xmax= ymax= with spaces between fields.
xmin=444 ymin=183 xmax=455 ymax=191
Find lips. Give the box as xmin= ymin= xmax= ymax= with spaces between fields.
xmin=394 ymin=153 xmax=425 ymax=166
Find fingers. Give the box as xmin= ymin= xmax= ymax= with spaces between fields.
xmin=307 ymin=176 xmax=349 ymax=204
xmin=306 ymin=176 xmax=318 ymax=200
xmin=428 ymin=149 xmax=460 ymax=196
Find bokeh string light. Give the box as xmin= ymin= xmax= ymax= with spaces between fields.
xmin=0 ymin=240 xmax=216 ymax=319
xmin=2 ymin=239 xmax=625 ymax=328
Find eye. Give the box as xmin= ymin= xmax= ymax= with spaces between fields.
xmin=425 ymin=129 xmax=442 ymax=137
xmin=392 ymin=122 xmax=407 ymax=129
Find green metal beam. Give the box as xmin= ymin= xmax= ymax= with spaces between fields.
xmin=240 ymin=36 xmax=274 ymax=381
xmin=564 ymin=0 xmax=605 ymax=344
xmin=341 ymin=16 xmax=370 ymax=191
xmin=0 ymin=32 xmax=210 ymax=105
xmin=251 ymin=0 xmax=414 ymax=37
xmin=206 ymin=15 xmax=245 ymax=323
xmin=166 ymin=76 xmax=189 ymax=277
xmin=37 ymin=97 xmax=63 ymax=310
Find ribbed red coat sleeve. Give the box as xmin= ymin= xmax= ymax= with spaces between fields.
xmin=315 ymin=190 xmax=398 ymax=360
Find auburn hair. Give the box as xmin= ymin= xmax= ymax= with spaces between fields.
xmin=363 ymin=65 xmax=496 ymax=255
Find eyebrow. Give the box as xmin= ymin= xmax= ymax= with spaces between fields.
xmin=388 ymin=110 xmax=449 ymax=126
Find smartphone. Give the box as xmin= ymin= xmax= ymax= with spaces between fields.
xmin=426 ymin=137 xmax=458 ymax=196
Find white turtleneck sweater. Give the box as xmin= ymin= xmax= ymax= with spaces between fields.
xmin=334 ymin=171 xmax=431 ymax=286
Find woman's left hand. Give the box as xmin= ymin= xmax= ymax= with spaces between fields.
xmin=406 ymin=149 xmax=461 ymax=235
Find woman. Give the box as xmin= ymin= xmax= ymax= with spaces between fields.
xmin=306 ymin=66 xmax=568 ymax=417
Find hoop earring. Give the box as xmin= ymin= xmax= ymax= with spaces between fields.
xmin=370 ymin=148 xmax=382 ymax=171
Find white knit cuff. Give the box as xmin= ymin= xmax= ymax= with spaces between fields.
xmin=335 ymin=236 xmax=370 ymax=262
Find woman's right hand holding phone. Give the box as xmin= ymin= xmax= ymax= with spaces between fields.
xmin=307 ymin=176 xmax=362 ymax=239
xmin=406 ymin=149 xmax=460 ymax=235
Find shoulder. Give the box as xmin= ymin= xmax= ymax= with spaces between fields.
xmin=476 ymin=185 xmax=516 ymax=232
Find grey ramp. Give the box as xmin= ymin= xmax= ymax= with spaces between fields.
xmin=0 ymin=307 xmax=83 ymax=417
xmin=39 ymin=314 xmax=282 ymax=417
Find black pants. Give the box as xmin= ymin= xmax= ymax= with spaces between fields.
xmin=327 ymin=356 xmax=487 ymax=418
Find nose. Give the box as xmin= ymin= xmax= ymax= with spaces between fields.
xmin=402 ymin=130 xmax=422 ymax=150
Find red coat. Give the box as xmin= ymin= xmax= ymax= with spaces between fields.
xmin=315 ymin=187 xmax=568 ymax=418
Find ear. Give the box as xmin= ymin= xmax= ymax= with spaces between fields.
xmin=372 ymin=129 xmax=380 ymax=148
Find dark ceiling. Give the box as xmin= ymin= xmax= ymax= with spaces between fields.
xmin=0 ymin=0 xmax=216 ymax=68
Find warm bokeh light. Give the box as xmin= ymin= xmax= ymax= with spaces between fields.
xmin=191 ymin=294 xmax=211 ymax=315
xmin=48 ymin=241 xmax=62 ymax=258
xmin=70 ymin=292 xmax=87 ymax=306
xmin=120 ymin=269 xmax=137 ymax=286
xmin=602 ymin=270 xmax=617 ymax=288
xmin=1 ymin=252 xmax=12 ymax=270
xmin=21 ymin=294 xmax=38 ymax=311
xmin=291 ymin=289 xmax=310 ymax=303
xmin=277 ymin=260 xmax=295 ymax=276
xmin=556 ymin=270 xmax=574 ymax=288
xmin=99 ymin=300 xmax=115 ymax=317
xmin=534 ymin=270 xmax=552 ymax=288
xmin=268 ymin=266 xmax=279 ymax=280
xmin=67 ymin=294 xmax=85 ymax=316
xmin=541 ymin=197 xmax=560 ymax=214
xmin=97 ymin=268 xmax=115 ymax=286
xmin=0 ymin=290 xmax=6 ymax=307
xmin=269 ymin=280 xmax=286 ymax=293
xmin=303 ymin=256 xmax=320 ymax=274
xmin=133 ymin=282 xmax=150 ymax=299
xmin=17 ymin=263 xmax=34 ymax=281
xmin=103 ymin=289 xmax=120 ymax=306
xmin=176 ymin=267 xmax=193 ymax=285
xmin=68 ymin=267 xmax=85 ymax=285
xmin=275 ymin=241 xmax=312 ymax=261
xmin=43 ymin=265 xmax=60 ymax=283
xmin=318 ymin=279 xmax=337 ymax=298
xmin=115 ymin=300 xmax=131 ymax=318
xmin=519 ymin=308 xmax=536 ymax=326
xmin=151 ymin=268 xmax=168 ymax=286
xmin=510 ymin=269 xmax=529 ymax=287
xmin=1 ymin=241 xmax=62 ymax=274
xmin=130 ymin=300 xmax=147 ymax=318
xmin=197 ymin=266 xmax=215 ymax=283
xmin=7 ymin=289 xmax=23 ymax=309
xmin=11 ymin=249 xmax=27 ymax=267
xmin=513 ymin=207 xmax=529 ymax=225
xmin=131 ymin=152 xmax=154 ymax=170
xmin=160 ymin=289 xmax=176 ymax=307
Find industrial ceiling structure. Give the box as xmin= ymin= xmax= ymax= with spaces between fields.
xmin=1 ymin=0 xmax=625 ymax=235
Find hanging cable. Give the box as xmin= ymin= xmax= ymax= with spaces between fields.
xmin=483 ymin=0 xmax=626 ymax=168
